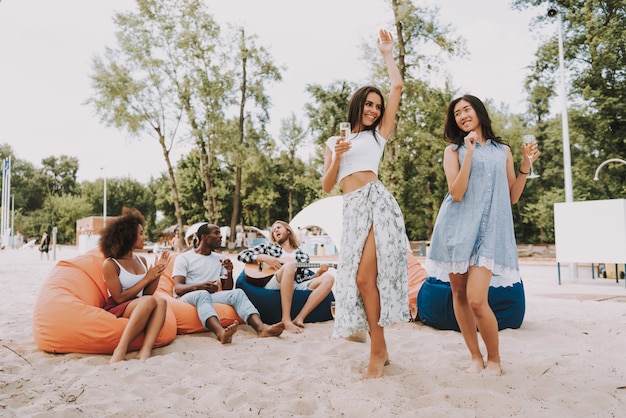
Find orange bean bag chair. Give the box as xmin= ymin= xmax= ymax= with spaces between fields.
xmin=32 ymin=248 xmax=177 ymax=354
xmin=407 ymin=252 xmax=429 ymax=313
xmin=156 ymin=252 xmax=244 ymax=334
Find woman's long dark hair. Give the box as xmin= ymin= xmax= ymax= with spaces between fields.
xmin=443 ymin=94 xmax=504 ymax=146
xmin=347 ymin=86 xmax=384 ymax=142
xmin=99 ymin=207 xmax=145 ymax=258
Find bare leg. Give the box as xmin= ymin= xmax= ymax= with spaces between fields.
xmin=356 ymin=228 xmax=388 ymax=379
xmin=205 ymin=316 xmax=238 ymax=344
xmin=111 ymin=296 xmax=156 ymax=364
xmin=136 ymin=297 xmax=167 ymax=361
xmin=275 ymin=263 xmax=302 ymax=333
xmin=449 ymin=273 xmax=484 ymax=373
xmin=467 ymin=266 xmax=502 ymax=375
xmin=292 ymin=273 xmax=334 ymax=328
xmin=247 ymin=313 xmax=284 ymax=337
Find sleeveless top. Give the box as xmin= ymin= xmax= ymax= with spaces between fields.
xmin=326 ymin=129 xmax=386 ymax=183
xmin=425 ymin=140 xmax=520 ymax=287
xmin=108 ymin=255 xmax=148 ymax=297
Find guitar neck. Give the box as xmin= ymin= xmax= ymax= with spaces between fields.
xmin=244 ymin=261 xmax=337 ymax=280
xmin=295 ymin=262 xmax=338 ymax=269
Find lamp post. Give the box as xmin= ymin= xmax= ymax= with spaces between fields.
xmin=101 ymin=167 xmax=107 ymax=227
xmin=548 ymin=8 xmax=574 ymax=204
xmin=593 ymin=158 xmax=626 ymax=181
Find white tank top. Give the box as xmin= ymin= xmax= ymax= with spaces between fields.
xmin=326 ymin=129 xmax=386 ymax=183
xmin=108 ymin=255 xmax=147 ymax=297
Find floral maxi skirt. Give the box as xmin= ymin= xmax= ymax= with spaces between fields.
xmin=332 ymin=180 xmax=410 ymax=338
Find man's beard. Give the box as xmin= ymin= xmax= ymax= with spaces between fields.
xmin=276 ymin=234 xmax=288 ymax=245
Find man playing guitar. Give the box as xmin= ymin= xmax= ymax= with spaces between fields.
xmin=237 ymin=220 xmax=335 ymax=334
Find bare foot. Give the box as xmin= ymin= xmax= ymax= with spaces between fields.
xmin=465 ymin=357 xmax=485 ymax=373
xmin=218 ymin=321 xmax=238 ymax=344
xmin=110 ymin=347 xmax=127 ymax=364
xmin=284 ymin=321 xmax=303 ymax=334
xmin=362 ymin=351 xmax=388 ymax=379
xmin=136 ymin=348 xmax=152 ymax=361
xmin=484 ymin=360 xmax=503 ymax=376
xmin=259 ymin=322 xmax=285 ymax=338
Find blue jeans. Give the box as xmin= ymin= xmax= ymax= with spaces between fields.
xmin=180 ymin=289 xmax=259 ymax=330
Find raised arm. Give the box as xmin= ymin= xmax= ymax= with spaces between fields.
xmin=377 ymin=28 xmax=403 ymax=139
xmin=508 ymin=142 xmax=540 ymax=204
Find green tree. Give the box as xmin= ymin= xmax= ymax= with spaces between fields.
xmin=35 ymin=194 xmax=92 ymax=244
xmin=81 ymin=177 xmax=158 ymax=239
xmin=227 ymin=27 xmax=283 ymax=242
xmin=40 ymin=155 xmax=79 ymax=196
xmin=514 ymin=0 xmax=626 ymax=199
xmin=0 ymin=144 xmax=46 ymax=213
xmin=277 ymin=114 xmax=308 ymax=221
xmin=87 ymin=0 xmax=186 ymax=240
xmin=166 ymin=1 xmax=233 ymax=223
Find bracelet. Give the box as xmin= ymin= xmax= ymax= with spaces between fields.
xmin=519 ymin=169 xmax=529 ymax=175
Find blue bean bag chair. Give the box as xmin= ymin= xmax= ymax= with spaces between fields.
xmin=417 ymin=277 xmax=525 ymax=331
xmin=235 ymin=271 xmax=334 ymax=324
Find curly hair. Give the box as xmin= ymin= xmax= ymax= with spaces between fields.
xmin=443 ymin=94 xmax=504 ymax=146
xmin=99 ymin=207 xmax=145 ymax=258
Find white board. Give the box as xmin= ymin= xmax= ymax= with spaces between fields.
xmin=554 ymin=199 xmax=626 ymax=264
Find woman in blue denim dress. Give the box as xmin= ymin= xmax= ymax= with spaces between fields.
xmin=425 ymin=95 xmax=540 ymax=376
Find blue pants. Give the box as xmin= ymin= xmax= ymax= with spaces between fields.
xmin=180 ymin=289 xmax=259 ymax=329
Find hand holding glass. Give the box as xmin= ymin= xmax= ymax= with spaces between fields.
xmin=522 ymin=135 xmax=539 ymax=178
xmin=339 ymin=122 xmax=351 ymax=164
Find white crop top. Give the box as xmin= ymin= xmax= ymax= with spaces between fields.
xmin=326 ymin=129 xmax=387 ymax=183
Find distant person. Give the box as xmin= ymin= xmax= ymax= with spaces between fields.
xmin=425 ymin=95 xmax=540 ymax=376
xmin=172 ymin=231 xmax=181 ymax=252
xmin=172 ymin=223 xmax=284 ymax=343
xmin=321 ymin=29 xmax=409 ymax=379
xmin=15 ymin=231 xmax=23 ymax=249
xmin=235 ymin=226 xmax=245 ymax=248
xmin=100 ymin=207 xmax=170 ymax=363
xmin=238 ymin=220 xmax=335 ymax=334
xmin=39 ymin=231 xmax=50 ymax=260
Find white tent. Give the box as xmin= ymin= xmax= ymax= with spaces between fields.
xmin=290 ymin=196 xmax=343 ymax=252
xmin=184 ymin=222 xmax=208 ymax=246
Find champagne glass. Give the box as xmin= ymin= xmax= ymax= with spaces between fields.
xmin=522 ymin=135 xmax=540 ymax=178
xmin=339 ymin=122 xmax=351 ymax=164
xmin=330 ymin=301 xmax=335 ymax=319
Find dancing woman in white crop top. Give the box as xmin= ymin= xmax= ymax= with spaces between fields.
xmin=100 ymin=208 xmax=170 ymax=363
xmin=322 ymin=29 xmax=409 ymax=379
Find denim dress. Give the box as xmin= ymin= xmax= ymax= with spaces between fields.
xmin=425 ymin=140 xmax=520 ymax=287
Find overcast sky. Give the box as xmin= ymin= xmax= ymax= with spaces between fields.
xmin=0 ymin=0 xmax=548 ymax=184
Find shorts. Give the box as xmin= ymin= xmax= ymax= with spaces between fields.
xmin=264 ymin=276 xmax=311 ymax=291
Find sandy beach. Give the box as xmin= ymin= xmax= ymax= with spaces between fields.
xmin=1 ymin=245 xmax=625 ymax=417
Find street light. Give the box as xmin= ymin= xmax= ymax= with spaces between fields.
xmin=593 ymin=158 xmax=626 ymax=181
xmin=548 ymin=8 xmax=574 ymax=203
xmin=101 ymin=167 xmax=107 ymax=227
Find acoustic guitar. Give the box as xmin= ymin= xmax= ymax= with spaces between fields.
xmin=244 ymin=261 xmax=338 ymax=287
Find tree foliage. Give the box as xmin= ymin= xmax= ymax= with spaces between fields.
xmin=4 ymin=0 xmax=626 ymax=248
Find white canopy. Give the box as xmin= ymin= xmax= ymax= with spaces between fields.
xmin=290 ymin=196 xmax=343 ymax=252
xmin=184 ymin=221 xmax=208 ymax=246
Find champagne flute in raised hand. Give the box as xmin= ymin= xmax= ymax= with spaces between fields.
xmin=522 ymin=135 xmax=540 ymax=178
xmin=339 ymin=122 xmax=351 ymax=165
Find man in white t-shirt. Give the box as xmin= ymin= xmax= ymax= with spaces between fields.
xmin=237 ymin=220 xmax=335 ymax=334
xmin=172 ymin=223 xmax=284 ymax=343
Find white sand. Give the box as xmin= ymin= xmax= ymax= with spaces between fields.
xmin=1 ymin=246 xmax=625 ymax=417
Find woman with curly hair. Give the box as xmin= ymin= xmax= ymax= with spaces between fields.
xmin=100 ymin=207 xmax=170 ymax=363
